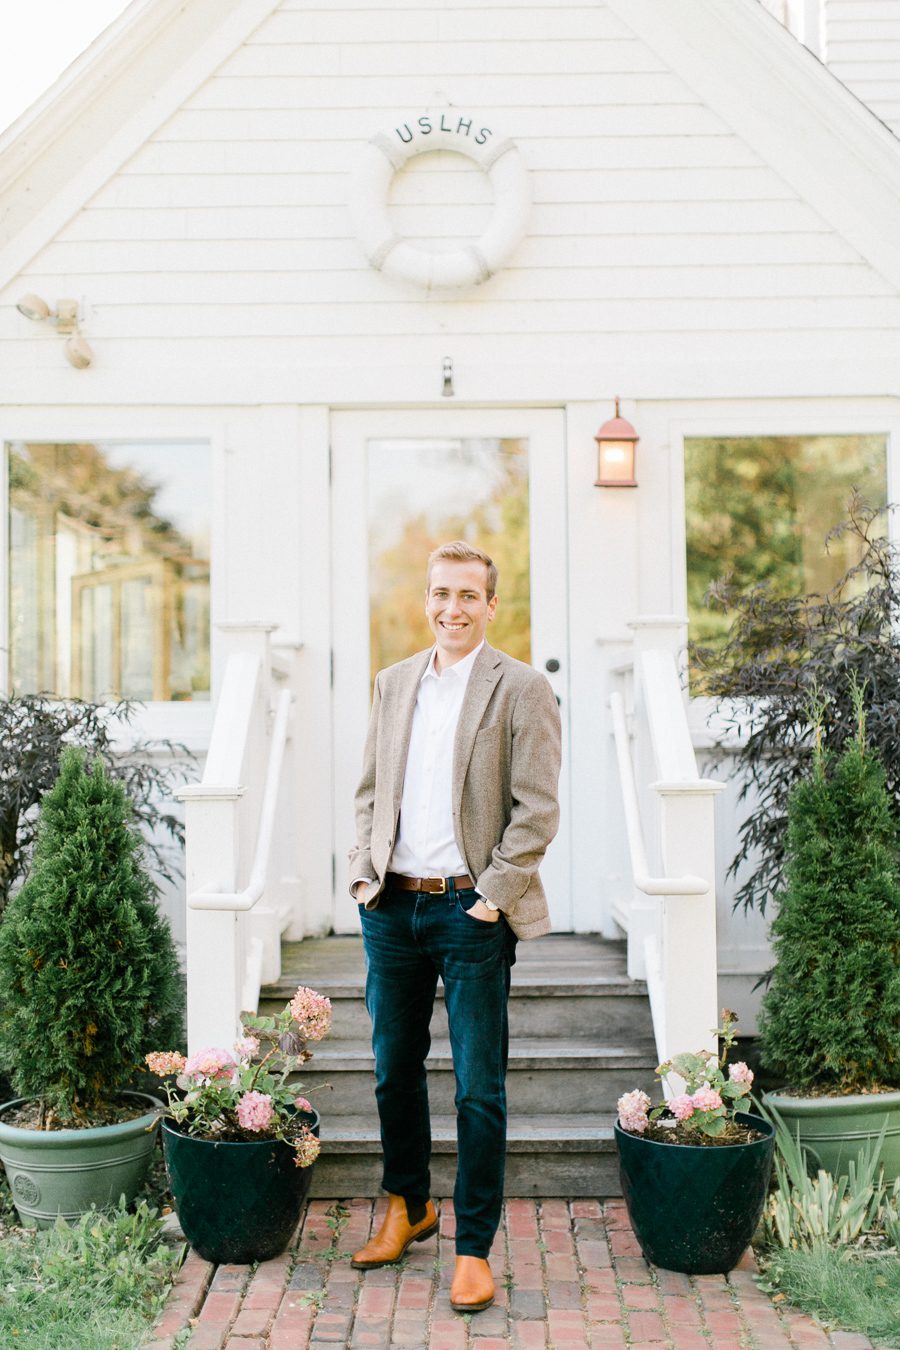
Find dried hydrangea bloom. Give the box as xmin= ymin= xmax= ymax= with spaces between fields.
xmin=669 ymin=1093 xmax=695 ymax=1121
xmin=184 ymin=1047 xmax=237 ymax=1082
xmin=236 ymin=1090 xmax=275 ymax=1133
xmin=690 ymin=1085 xmax=723 ymax=1112
xmin=617 ymin=1089 xmax=651 ymax=1134
xmin=145 ymin=1051 xmax=187 ymax=1076
xmin=289 ymin=986 xmax=333 ymax=1041
xmin=233 ymin=1036 xmax=261 ymax=1059
xmin=293 ymin=1127 xmax=321 ymax=1168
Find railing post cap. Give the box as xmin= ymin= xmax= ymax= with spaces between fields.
xmin=176 ymin=783 xmax=245 ymax=802
xmin=216 ymin=620 xmax=280 ymax=633
xmin=626 ymin=615 xmax=690 ymax=629
xmin=650 ymin=778 xmax=727 ymax=795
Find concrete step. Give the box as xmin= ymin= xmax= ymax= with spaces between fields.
xmin=310 ymin=1113 xmax=621 ymax=1199
xmin=261 ymin=934 xmax=654 ymax=1042
xmin=298 ymin=1037 xmax=656 ymax=1116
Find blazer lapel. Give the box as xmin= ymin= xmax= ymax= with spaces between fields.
xmin=390 ymin=648 xmax=433 ymax=815
xmin=452 ymin=643 xmax=502 ymax=815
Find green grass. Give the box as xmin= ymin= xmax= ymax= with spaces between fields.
xmin=0 ymin=1199 xmax=181 ymax=1350
xmin=761 ymin=1246 xmax=900 ymax=1348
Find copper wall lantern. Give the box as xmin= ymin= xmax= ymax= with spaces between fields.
xmin=594 ymin=399 xmax=638 ymax=487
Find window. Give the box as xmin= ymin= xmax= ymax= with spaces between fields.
xmin=366 ymin=436 xmax=530 ymax=684
xmin=684 ymin=434 xmax=888 ymax=653
xmin=8 ymin=441 xmax=210 ymax=701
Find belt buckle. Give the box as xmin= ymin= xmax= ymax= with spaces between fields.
xmin=434 ymin=876 xmax=447 ymax=894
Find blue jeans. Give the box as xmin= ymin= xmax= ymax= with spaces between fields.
xmin=359 ymin=884 xmax=515 ymax=1257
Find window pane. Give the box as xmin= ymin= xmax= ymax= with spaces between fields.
xmin=367 ymin=437 xmax=530 ymax=684
xmin=684 ymin=434 xmax=888 ymax=654
xmin=8 ymin=441 xmax=211 ymax=701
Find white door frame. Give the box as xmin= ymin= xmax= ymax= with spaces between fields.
xmin=330 ymin=407 xmax=572 ymax=934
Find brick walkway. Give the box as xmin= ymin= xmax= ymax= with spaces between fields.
xmin=143 ymin=1198 xmax=875 ymax=1350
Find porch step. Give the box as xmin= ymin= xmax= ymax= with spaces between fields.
xmin=310 ymin=1114 xmax=620 ymax=1199
xmin=297 ymin=1037 xmax=656 ymax=1115
xmin=260 ymin=934 xmax=656 ymax=1197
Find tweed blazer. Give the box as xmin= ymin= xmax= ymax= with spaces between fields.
xmin=349 ymin=642 xmax=562 ymax=940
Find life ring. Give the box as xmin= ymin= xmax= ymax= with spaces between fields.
xmin=350 ymin=120 xmax=531 ymax=291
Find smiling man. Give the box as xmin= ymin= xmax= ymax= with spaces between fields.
xmin=348 ymin=540 xmax=561 ymax=1314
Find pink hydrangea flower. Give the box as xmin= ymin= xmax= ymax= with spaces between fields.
xmin=728 ymin=1061 xmax=754 ymax=1086
xmin=289 ymin=986 xmax=333 ymax=1041
xmin=184 ymin=1047 xmax=236 ymax=1082
xmin=233 ymin=1036 xmax=260 ymax=1059
xmin=691 ymin=1086 xmax=723 ymax=1112
xmin=617 ymin=1089 xmax=651 ymax=1134
xmin=145 ymin=1051 xmax=187 ymax=1076
xmin=294 ymin=1096 xmax=313 ymax=1113
xmin=236 ymin=1091 xmax=275 ymax=1133
xmin=292 ymin=1127 xmax=320 ymax=1168
xmin=669 ymin=1093 xmax=695 ymax=1121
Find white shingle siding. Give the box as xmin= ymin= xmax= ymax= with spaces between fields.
xmin=824 ymin=0 xmax=900 ymax=133
xmin=5 ymin=0 xmax=895 ymax=405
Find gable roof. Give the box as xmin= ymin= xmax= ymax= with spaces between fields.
xmin=0 ymin=0 xmax=280 ymax=288
xmin=2 ymin=0 xmax=900 ymax=295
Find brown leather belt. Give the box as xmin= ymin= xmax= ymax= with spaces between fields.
xmin=385 ymin=872 xmax=475 ymax=895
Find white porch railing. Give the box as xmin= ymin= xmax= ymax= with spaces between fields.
xmin=608 ymin=617 xmax=725 ymax=1067
xmin=177 ymin=623 xmax=296 ymax=1053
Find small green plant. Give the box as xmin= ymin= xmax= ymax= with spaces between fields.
xmin=758 ymin=1247 xmax=900 ymax=1347
xmin=323 ymin=1203 xmax=349 ymax=1259
xmin=762 ymin=1113 xmax=897 ymax=1251
xmin=758 ymin=680 xmax=900 ymax=1093
xmin=0 ymin=748 xmax=184 ymax=1125
xmin=0 ymin=1198 xmax=180 ymax=1349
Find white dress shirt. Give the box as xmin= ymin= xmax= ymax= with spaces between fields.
xmin=389 ymin=640 xmax=484 ymax=878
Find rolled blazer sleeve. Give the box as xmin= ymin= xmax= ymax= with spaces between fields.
xmin=475 ymin=674 xmax=561 ymax=908
xmin=348 ymin=670 xmax=382 ymax=894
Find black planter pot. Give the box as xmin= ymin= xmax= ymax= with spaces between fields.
xmin=614 ymin=1110 xmax=775 ymax=1275
xmin=162 ymin=1110 xmax=320 ymax=1265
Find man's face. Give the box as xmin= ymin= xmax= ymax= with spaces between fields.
xmin=425 ymin=559 xmax=497 ymax=668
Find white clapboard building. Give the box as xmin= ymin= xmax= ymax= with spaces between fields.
xmin=1 ymin=0 xmax=899 ymax=1064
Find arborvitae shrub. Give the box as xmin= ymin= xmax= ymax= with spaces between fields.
xmin=0 ymin=748 xmax=183 ymax=1122
xmin=759 ymin=707 xmax=900 ymax=1093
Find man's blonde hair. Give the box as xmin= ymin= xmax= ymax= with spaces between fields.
xmin=426 ymin=541 xmax=498 ymax=601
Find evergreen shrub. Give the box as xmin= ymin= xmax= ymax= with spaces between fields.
xmin=0 ymin=748 xmax=183 ymax=1124
xmin=758 ymin=686 xmax=900 ymax=1092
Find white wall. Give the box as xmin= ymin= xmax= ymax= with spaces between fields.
xmin=823 ymin=0 xmax=900 ymax=135
xmin=2 ymin=0 xmax=899 ymax=407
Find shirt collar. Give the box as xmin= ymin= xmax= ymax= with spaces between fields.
xmin=421 ymin=639 xmax=485 ymax=684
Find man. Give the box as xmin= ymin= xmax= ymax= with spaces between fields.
xmin=348 ymin=540 xmax=561 ymax=1314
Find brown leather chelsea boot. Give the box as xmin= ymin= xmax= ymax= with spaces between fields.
xmin=351 ymin=1194 xmax=438 ymax=1269
xmin=449 ymin=1255 xmax=495 ymax=1312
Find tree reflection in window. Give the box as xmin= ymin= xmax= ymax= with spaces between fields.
xmin=366 ymin=437 xmax=530 ymax=687
xmin=8 ymin=441 xmax=210 ymax=702
xmin=684 ymin=434 xmax=888 ymax=661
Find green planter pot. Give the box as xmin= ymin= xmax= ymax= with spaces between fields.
xmin=0 ymin=1092 xmax=162 ymax=1228
xmin=763 ymin=1088 xmax=900 ymax=1182
xmin=162 ymin=1109 xmax=320 ymax=1265
xmin=615 ymin=1111 xmax=776 ymax=1275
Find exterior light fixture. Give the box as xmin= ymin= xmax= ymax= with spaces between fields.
xmin=594 ymin=398 xmax=638 ymax=487
xmin=15 ymin=292 xmax=94 ymax=368
xmin=16 ymin=293 xmax=52 ymax=321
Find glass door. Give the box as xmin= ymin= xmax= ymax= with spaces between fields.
xmin=330 ymin=409 xmax=571 ymax=932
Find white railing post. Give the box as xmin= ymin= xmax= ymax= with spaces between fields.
xmin=177 ymin=784 xmax=244 ymax=1052
xmin=653 ymin=780 xmax=725 ymax=1063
